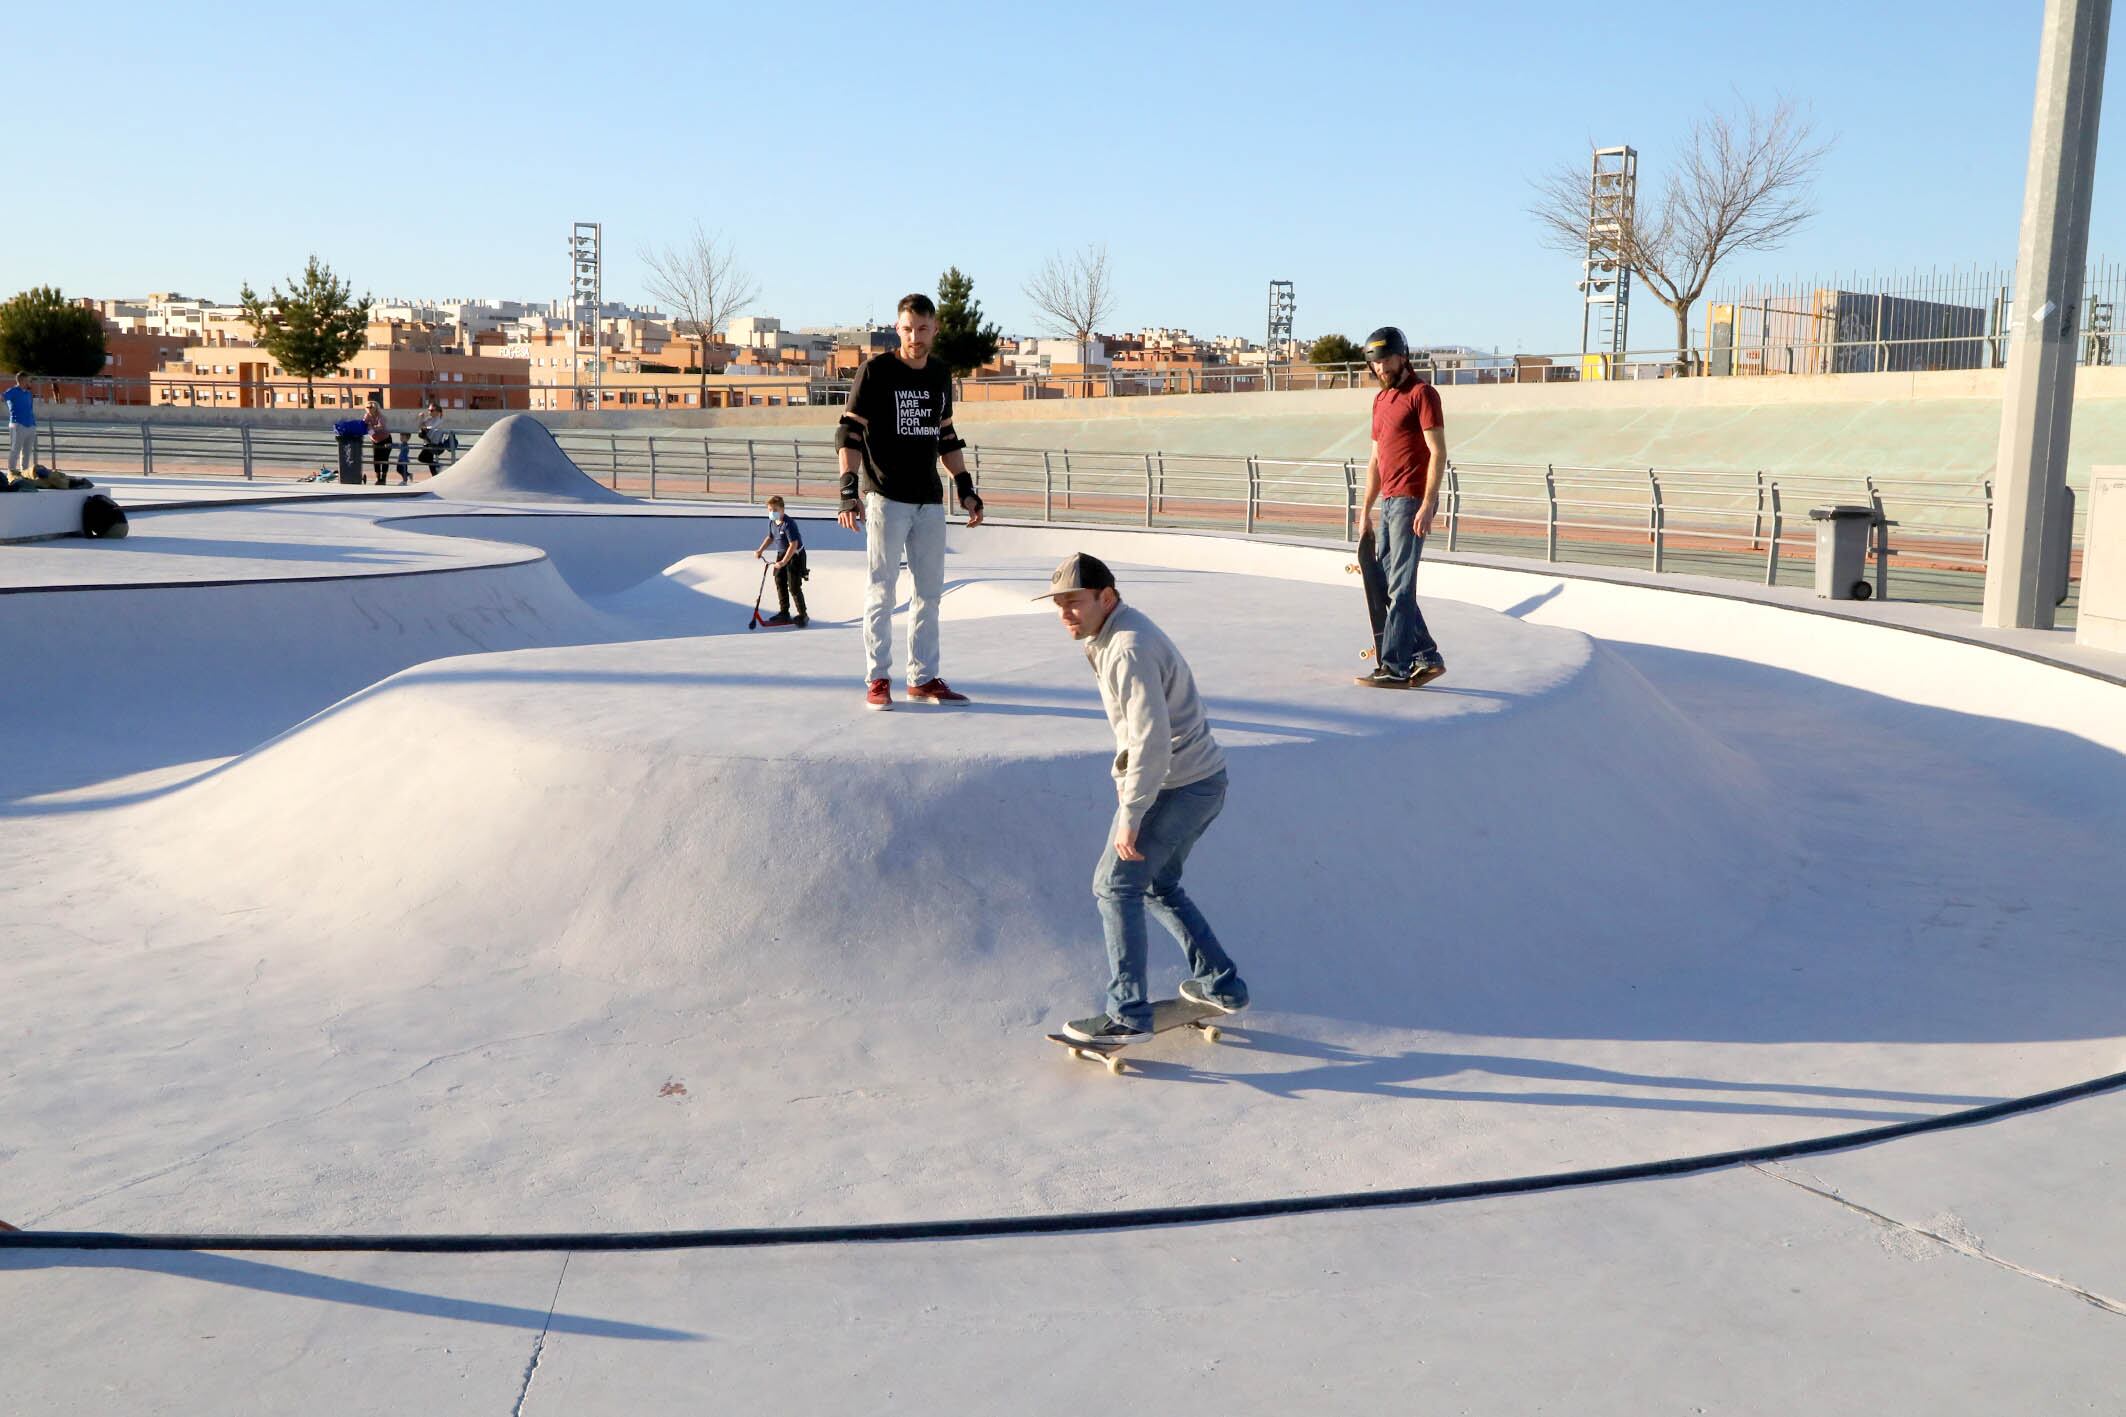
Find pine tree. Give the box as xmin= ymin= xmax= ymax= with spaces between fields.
xmin=238 ymin=256 xmax=372 ymax=410
xmin=0 ymin=287 xmax=108 ymax=377
xmin=1307 ymin=333 xmax=1364 ymax=366
xmin=933 ymin=267 xmax=1001 ymax=377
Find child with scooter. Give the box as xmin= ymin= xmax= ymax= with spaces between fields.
xmin=750 ymin=496 xmax=808 ymax=627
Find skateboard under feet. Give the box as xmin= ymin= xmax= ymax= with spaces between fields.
xmin=1045 ymin=996 xmax=1232 ymax=1075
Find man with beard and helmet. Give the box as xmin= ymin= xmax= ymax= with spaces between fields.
xmin=1355 ymin=326 xmax=1449 ymax=688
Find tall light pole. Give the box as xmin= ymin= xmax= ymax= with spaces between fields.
xmin=1983 ymin=0 xmax=2110 ymax=629
xmin=570 ymin=222 xmax=602 ymax=414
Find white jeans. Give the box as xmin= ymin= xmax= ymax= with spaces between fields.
xmin=864 ymin=493 xmax=947 ymax=685
xmin=7 ymin=425 xmax=34 ymax=472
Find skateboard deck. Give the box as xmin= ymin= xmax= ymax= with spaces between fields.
xmin=1046 ymin=996 xmax=1231 ymax=1074
xmin=1347 ymin=532 xmax=1389 ymax=662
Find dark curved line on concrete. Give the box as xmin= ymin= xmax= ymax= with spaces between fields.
xmin=5 ymin=1067 xmax=2122 ymax=1254
xmin=128 ymin=488 xmax=435 ymax=514
xmin=0 ymin=548 xmax=548 ymax=597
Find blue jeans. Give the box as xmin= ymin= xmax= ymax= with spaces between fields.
xmin=1093 ymin=769 xmax=1243 ymax=1029
xmin=1376 ymin=495 xmax=1442 ymax=678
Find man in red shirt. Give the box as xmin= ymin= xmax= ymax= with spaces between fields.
xmin=1356 ymin=326 xmax=1448 ymax=688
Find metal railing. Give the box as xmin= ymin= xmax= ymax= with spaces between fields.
xmin=28 ymin=417 xmax=2086 ymax=611
xmin=25 ymin=420 xmax=464 ymax=482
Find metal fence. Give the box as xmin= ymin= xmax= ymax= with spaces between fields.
xmin=27 ymin=417 xmax=2085 ymax=610
xmin=21 ymin=420 xmax=464 ymax=482
xmin=1705 ymin=260 xmax=2126 ymax=376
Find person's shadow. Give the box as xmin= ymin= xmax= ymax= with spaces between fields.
xmin=1107 ymin=1027 xmax=2001 ymax=1124
xmin=0 ymin=1250 xmax=700 ymax=1341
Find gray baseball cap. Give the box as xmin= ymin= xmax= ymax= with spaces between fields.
xmin=1032 ymin=552 xmax=1117 ymax=600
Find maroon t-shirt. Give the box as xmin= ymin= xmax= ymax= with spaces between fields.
xmin=1371 ymin=373 xmax=1444 ymax=499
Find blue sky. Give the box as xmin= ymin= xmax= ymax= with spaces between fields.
xmin=11 ymin=1 xmax=2119 ymax=352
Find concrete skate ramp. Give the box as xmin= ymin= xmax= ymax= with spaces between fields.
xmin=430 ymin=414 xmax=634 ymax=505
xmin=73 ymin=560 xmax=1982 ymax=1234
xmin=12 ymin=524 xmax=2126 ymax=1237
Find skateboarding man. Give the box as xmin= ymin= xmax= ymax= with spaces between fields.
xmin=754 ymin=496 xmax=809 ymax=626
xmin=835 ymin=293 xmax=986 ymax=710
xmin=1036 ymin=552 xmax=1248 ymax=1045
xmin=1356 ymin=326 xmax=1448 ymax=689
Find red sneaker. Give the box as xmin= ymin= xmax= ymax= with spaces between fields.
xmin=866 ymin=678 xmax=893 ymax=711
xmin=907 ymin=678 xmax=969 ymax=705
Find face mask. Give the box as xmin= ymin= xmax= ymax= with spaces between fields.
xmin=771 ymin=512 xmax=784 ymax=524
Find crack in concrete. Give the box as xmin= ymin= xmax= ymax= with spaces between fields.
xmin=510 ymin=1254 xmax=571 ymax=1417
xmin=27 ymin=1024 xmax=582 ymax=1227
xmin=1752 ymin=1162 xmax=2126 ymax=1318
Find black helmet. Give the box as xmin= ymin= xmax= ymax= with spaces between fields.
xmin=1362 ymin=327 xmax=1409 ymax=361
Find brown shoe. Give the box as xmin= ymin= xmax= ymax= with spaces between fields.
xmin=866 ymin=678 xmax=893 ymax=711
xmin=907 ymin=678 xmax=969 ymax=704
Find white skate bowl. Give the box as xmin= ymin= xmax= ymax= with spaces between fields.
xmin=3 ymin=504 xmax=2124 ymax=1236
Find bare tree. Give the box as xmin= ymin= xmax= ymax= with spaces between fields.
xmin=1022 ymin=243 xmax=1115 ymax=369
xmin=1530 ymin=98 xmax=1829 ymax=375
xmin=639 ymin=223 xmax=760 ymax=404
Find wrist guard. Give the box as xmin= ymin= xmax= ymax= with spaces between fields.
xmin=952 ymin=470 xmax=979 ymax=507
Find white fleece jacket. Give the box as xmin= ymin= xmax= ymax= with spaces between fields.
xmin=1084 ymin=601 xmax=1226 ymax=834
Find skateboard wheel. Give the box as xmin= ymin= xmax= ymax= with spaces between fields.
xmin=1204 ymin=1026 xmax=1223 ymax=1043
xmin=1106 ymin=1055 xmax=1125 ymax=1074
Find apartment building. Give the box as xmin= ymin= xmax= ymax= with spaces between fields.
xmin=151 ymin=337 xmax=529 ymax=411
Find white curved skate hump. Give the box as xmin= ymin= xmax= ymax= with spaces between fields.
xmin=1 ymin=500 xmax=2122 ymax=1244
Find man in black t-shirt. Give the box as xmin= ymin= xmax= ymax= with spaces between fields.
xmin=836 ymin=292 xmax=986 ymax=711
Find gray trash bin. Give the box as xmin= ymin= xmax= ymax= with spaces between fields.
xmin=335 ymin=433 xmax=365 ymax=484
xmin=2044 ymin=484 xmax=2076 ymax=608
xmin=1809 ymin=505 xmax=1875 ymax=600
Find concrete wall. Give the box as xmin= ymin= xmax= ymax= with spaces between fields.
xmin=42 ymin=366 xmax=2126 ymax=489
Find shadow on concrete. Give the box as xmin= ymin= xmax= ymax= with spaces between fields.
xmin=0 ymin=1250 xmax=701 ymax=1341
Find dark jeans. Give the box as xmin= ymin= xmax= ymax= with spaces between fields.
xmin=371 ymin=438 xmax=391 ymax=478
xmin=773 ymin=551 xmax=808 ymax=617
xmin=1376 ymin=494 xmax=1442 ymax=677
xmin=1092 ymin=769 xmax=1243 ymax=1030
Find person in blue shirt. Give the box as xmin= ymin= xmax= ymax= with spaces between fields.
xmin=4 ymin=374 xmax=35 ymax=474
xmin=753 ymin=496 xmax=809 ymax=626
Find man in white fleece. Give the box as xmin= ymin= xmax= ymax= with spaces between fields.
xmin=1036 ymin=552 xmax=1249 ymax=1045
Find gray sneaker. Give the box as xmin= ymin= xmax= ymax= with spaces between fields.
xmin=1407 ymin=660 xmax=1447 ymax=688
xmin=1180 ymin=979 xmax=1248 ymax=1014
xmin=1063 ymin=1014 xmax=1152 ymax=1044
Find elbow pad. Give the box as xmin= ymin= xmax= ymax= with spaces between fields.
xmin=938 ymin=432 xmax=967 ymax=455
xmin=833 ymin=416 xmax=864 ymax=450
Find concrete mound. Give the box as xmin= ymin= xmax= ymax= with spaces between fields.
xmin=429 ymin=414 xmax=633 ymax=505
xmin=84 ymin=571 xmax=1876 ymax=1230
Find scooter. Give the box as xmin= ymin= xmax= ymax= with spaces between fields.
xmin=747 ymin=562 xmax=801 ymax=630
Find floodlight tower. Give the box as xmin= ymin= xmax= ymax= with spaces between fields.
xmin=1267 ymin=280 xmax=1296 ymax=380
xmin=570 ymin=222 xmax=603 ymax=409
xmin=1577 ymin=147 xmax=1636 ymax=378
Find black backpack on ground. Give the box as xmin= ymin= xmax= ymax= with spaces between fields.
xmin=82 ymin=493 xmax=129 ymax=539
